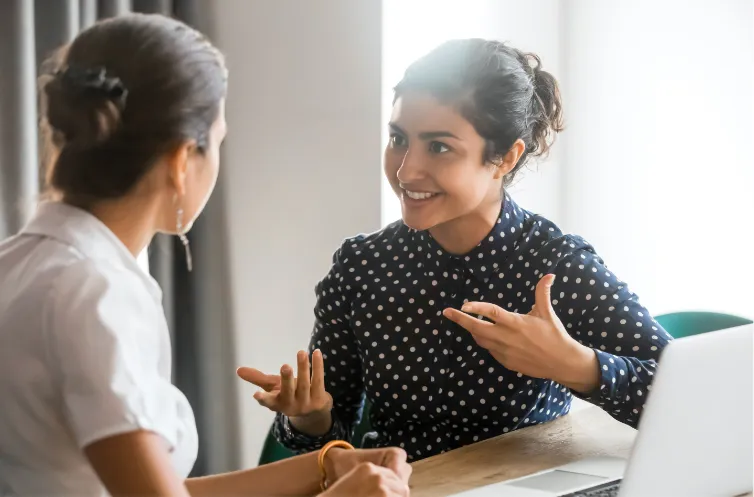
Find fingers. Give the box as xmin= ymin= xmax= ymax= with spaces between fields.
xmin=535 ymin=274 xmax=557 ymax=321
xmin=278 ymin=364 xmax=296 ymax=407
xmin=311 ymin=349 xmax=326 ymax=394
xmin=236 ymin=367 xmax=280 ymax=392
xmin=356 ymin=463 xmax=410 ymax=496
xmin=253 ymin=390 xmax=279 ymax=410
xmin=381 ymin=448 xmax=412 ymax=483
xmin=296 ymin=350 xmax=311 ymax=401
xmin=442 ymin=308 xmax=493 ymax=335
xmin=460 ymin=301 xmax=514 ymax=325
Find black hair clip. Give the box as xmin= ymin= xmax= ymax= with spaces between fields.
xmin=57 ymin=65 xmax=128 ymax=107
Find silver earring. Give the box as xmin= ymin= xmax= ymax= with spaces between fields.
xmin=176 ymin=206 xmax=193 ymax=272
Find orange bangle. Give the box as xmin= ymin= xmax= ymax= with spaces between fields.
xmin=318 ymin=440 xmax=355 ymax=491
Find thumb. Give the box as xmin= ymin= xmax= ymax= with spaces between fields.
xmin=535 ymin=274 xmax=557 ymax=321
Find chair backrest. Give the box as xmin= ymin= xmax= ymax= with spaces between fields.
xmin=258 ymin=428 xmax=296 ymax=466
xmin=352 ymin=399 xmax=374 ymax=448
xmin=655 ymin=311 xmax=753 ymax=339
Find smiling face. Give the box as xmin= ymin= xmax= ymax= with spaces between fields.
xmin=384 ymin=92 xmax=507 ymax=233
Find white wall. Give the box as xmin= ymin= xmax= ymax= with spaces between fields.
xmin=561 ymin=0 xmax=754 ymax=317
xmin=381 ymin=0 xmax=565 ymax=227
xmin=212 ymin=0 xmax=383 ymax=467
xmin=212 ymin=0 xmax=753 ymax=468
xmin=384 ymin=0 xmax=754 ymax=318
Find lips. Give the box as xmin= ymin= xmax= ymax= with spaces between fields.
xmin=403 ymin=189 xmax=440 ymax=200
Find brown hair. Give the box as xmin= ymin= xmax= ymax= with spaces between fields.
xmin=394 ymin=39 xmax=564 ymax=186
xmin=39 ymin=13 xmax=227 ymax=205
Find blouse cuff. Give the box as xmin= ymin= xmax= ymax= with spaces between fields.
xmin=571 ymin=349 xmax=630 ymax=405
xmin=274 ymin=411 xmax=344 ymax=452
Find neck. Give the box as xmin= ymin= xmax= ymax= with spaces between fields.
xmin=429 ymin=194 xmax=503 ymax=255
xmin=82 ymin=194 xmax=163 ymax=257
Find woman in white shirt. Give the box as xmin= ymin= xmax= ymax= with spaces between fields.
xmin=0 ymin=13 xmax=410 ymax=497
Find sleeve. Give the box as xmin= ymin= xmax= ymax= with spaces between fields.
xmin=43 ymin=261 xmax=180 ymax=449
xmin=273 ymin=243 xmax=366 ymax=452
xmin=548 ymin=242 xmax=673 ymax=428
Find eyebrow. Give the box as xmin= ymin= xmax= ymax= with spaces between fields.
xmin=389 ymin=122 xmax=461 ymax=141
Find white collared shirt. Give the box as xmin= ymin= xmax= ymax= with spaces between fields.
xmin=0 ymin=202 xmax=198 ymax=496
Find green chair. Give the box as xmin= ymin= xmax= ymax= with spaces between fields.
xmin=351 ymin=399 xmax=374 ymax=448
xmin=655 ymin=311 xmax=752 ymax=339
xmin=258 ymin=428 xmax=296 ymax=466
xmin=258 ymin=400 xmax=374 ymax=466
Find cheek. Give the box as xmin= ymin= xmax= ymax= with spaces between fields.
xmin=383 ymin=149 xmax=405 ymax=192
xmin=207 ymin=150 xmax=220 ymax=184
xmin=438 ymin=160 xmax=491 ymax=200
xmin=383 ymin=149 xmax=400 ymax=178
xmin=188 ymin=153 xmax=220 ymax=214
xmin=203 ymin=154 xmax=220 ymax=200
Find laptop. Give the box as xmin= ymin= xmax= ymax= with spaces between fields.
xmin=449 ymin=324 xmax=754 ymax=497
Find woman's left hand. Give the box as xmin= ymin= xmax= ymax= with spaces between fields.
xmin=443 ymin=274 xmax=600 ymax=394
xmin=324 ymin=447 xmax=412 ymax=487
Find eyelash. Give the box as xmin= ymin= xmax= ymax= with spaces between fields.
xmin=389 ymin=133 xmax=407 ymax=148
xmin=429 ymin=141 xmax=450 ymax=154
xmin=389 ymin=134 xmax=451 ymax=154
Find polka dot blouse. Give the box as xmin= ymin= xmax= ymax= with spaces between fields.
xmin=274 ymin=193 xmax=672 ymax=461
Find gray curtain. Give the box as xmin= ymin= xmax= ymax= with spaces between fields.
xmin=0 ymin=0 xmax=240 ymax=476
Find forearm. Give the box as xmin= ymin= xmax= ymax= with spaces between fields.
xmin=186 ymin=451 xmax=322 ymax=497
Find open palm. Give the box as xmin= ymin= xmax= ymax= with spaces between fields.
xmin=237 ymin=349 xmax=333 ymax=418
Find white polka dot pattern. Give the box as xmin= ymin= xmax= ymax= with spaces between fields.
xmin=273 ymin=194 xmax=671 ymax=461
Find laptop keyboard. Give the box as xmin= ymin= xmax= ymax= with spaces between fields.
xmin=562 ymin=479 xmax=622 ymax=497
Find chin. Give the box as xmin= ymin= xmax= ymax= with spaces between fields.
xmin=401 ymin=212 xmax=437 ymax=232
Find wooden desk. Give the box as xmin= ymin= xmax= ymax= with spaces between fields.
xmin=410 ymin=406 xmax=753 ymax=497
xmin=410 ymin=406 xmax=635 ymax=497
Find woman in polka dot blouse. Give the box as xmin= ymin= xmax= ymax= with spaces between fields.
xmin=239 ymin=39 xmax=672 ymax=462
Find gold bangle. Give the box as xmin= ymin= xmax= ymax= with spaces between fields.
xmin=318 ymin=440 xmax=355 ymax=491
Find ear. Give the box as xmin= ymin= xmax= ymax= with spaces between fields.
xmin=165 ymin=140 xmax=196 ymax=197
xmin=492 ymin=139 xmax=526 ymax=180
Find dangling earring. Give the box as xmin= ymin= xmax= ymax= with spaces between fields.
xmin=175 ymin=197 xmax=193 ymax=272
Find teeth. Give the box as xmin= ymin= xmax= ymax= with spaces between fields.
xmin=405 ymin=190 xmax=437 ymax=200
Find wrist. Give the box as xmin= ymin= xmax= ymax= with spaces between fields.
xmin=322 ymin=447 xmax=345 ymax=482
xmin=318 ymin=441 xmax=355 ymax=490
xmin=289 ymin=408 xmax=333 ymax=436
xmin=557 ymin=341 xmax=600 ymax=395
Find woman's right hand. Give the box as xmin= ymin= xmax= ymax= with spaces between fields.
xmin=321 ymin=462 xmax=411 ymax=497
xmin=237 ymin=349 xmax=333 ymax=428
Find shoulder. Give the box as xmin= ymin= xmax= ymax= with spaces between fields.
xmin=516 ymin=214 xmax=630 ymax=303
xmin=49 ymin=257 xmax=150 ymax=306
xmin=315 ymin=221 xmax=412 ymax=294
xmin=517 ymin=214 xmax=599 ymax=264
xmin=332 ymin=220 xmax=412 ymax=266
xmin=45 ymin=258 xmax=161 ymax=350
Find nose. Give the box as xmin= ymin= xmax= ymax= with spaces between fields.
xmin=395 ymin=147 xmax=426 ymax=185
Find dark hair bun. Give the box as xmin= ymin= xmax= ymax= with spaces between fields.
xmin=520 ymin=52 xmax=565 ymax=159
xmin=38 ymin=14 xmax=226 ymax=205
xmin=43 ymin=66 xmax=127 ymax=150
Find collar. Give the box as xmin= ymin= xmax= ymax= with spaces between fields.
xmin=21 ymin=201 xmax=162 ymax=301
xmin=416 ymin=192 xmax=529 ymax=284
